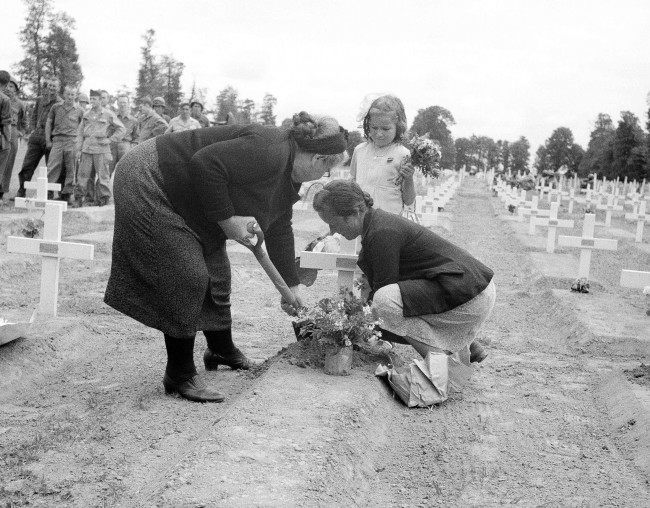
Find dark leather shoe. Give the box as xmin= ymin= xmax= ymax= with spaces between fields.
xmin=469 ymin=341 xmax=488 ymax=363
xmin=162 ymin=373 xmax=225 ymax=402
xmin=204 ymin=347 xmax=256 ymax=371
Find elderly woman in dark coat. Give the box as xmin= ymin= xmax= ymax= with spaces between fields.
xmin=104 ymin=113 xmax=347 ymax=402
xmin=312 ymin=180 xmax=495 ymax=365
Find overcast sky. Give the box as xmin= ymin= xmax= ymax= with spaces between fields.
xmin=3 ymin=0 xmax=650 ymax=152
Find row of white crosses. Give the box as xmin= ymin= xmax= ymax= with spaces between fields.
xmin=6 ymin=168 xmax=94 ymax=317
xmin=414 ymin=178 xmax=458 ymax=227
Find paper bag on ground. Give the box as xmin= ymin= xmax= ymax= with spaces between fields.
xmin=375 ymin=351 xmax=473 ymax=407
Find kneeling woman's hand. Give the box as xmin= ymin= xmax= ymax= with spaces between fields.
xmin=280 ymin=285 xmax=305 ymax=316
xmin=218 ymin=215 xmax=259 ymax=246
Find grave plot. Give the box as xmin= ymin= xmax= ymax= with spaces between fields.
xmin=1 ymin=174 xmax=649 ymax=507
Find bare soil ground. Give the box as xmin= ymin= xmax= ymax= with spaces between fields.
xmin=1 ymin=175 xmax=648 ymax=507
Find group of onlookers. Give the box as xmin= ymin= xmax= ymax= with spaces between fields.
xmin=0 ymin=70 xmax=212 ymax=207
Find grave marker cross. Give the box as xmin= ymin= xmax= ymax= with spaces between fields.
xmin=557 ymin=213 xmax=617 ymax=280
xmin=624 ymin=200 xmax=648 ymax=243
xmin=531 ymin=201 xmax=575 ymax=253
xmin=7 ymin=202 xmax=94 ymax=316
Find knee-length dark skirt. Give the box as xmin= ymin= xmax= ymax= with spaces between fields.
xmin=104 ymin=139 xmax=231 ymax=337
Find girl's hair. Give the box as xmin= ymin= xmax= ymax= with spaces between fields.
xmin=313 ymin=179 xmax=374 ymax=217
xmin=362 ymin=95 xmax=407 ymax=142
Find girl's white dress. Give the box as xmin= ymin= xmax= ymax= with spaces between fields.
xmin=350 ymin=141 xmax=410 ymax=215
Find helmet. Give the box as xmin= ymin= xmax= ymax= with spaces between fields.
xmin=152 ymin=96 xmax=166 ymax=107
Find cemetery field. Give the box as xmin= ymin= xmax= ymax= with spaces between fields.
xmin=1 ymin=176 xmax=649 ymax=506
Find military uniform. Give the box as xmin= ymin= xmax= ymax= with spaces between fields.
xmin=17 ymin=94 xmax=60 ymax=196
xmin=0 ymin=92 xmax=26 ymax=197
xmin=109 ymin=111 xmax=139 ymax=175
xmin=137 ymin=111 xmax=167 ymax=142
xmin=46 ymin=102 xmax=83 ymax=197
xmin=75 ymin=107 xmax=125 ymax=205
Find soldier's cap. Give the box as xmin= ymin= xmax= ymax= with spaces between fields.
xmin=152 ymin=96 xmax=166 ymax=107
xmin=77 ymin=92 xmax=89 ymax=103
xmin=138 ymin=95 xmax=153 ymax=106
xmin=190 ymin=100 xmax=204 ymax=110
xmin=0 ymin=70 xmax=10 ymax=85
xmin=89 ymin=89 xmax=101 ymax=98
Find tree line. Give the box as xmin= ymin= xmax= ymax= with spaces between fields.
xmin=13 ymin=0 xmax=650 ymax=180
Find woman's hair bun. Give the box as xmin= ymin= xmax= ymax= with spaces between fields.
xmin=291 ymin=111 xmax=318 ymax=139
xmin=363 ymin=192 xmax=374 ymax=208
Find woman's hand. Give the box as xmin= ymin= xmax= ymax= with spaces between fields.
xmin=280 ymin=285 xmax=305 ymax=316
xmin=218 ymin=215 xmax=259 ymax=246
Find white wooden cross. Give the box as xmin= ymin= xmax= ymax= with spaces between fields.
xmin=415 ymin=192 xmax=440 ymax=226
xmin=520 ymin=196 xmax=550 ymax=234
xmin=567 ymin=188 xmax=576 ymax=214
xmin=557 ymin=213 xmax=617 ymax=280
xmin=7 ymin=202 xmax=95 ymax=317
xmin=17 ymin=166 xmax=63 ymax=210
xmin=596 ymin=195 xmax=624 ymax=227
xmin=300 ymin=237 xmax=359 ymax=289
xmin=532 ymin=201 xmax=575 ymax=253
xmin=620 ymin=269 xmax=650 ymax=290
xmin=624 ymin=200 xmax=648 ymax=243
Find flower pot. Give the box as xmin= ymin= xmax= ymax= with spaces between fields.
xmin=323 ymin=345 xmax=353 ymax=376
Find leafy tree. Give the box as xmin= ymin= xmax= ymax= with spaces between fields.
xmin=646 ymin=100 xmax=650 ymax=179
xmin=15 ymin=0 xmax=83 ymax=96
xmin=259 ymin=93 xmax=277 ymax=126
xmin=215 ymin=86 xmax=239 ymax=122
xmin=496 ymin=140 xmax=510 ymax=173
xmin=509 ymin=136 xmax=530 ymax=174
xmin=454 ymin=137 xmax=473 ymax=171
xmin=15 ymin=0 xmax=51 ymax=96
xmin=135 ymin=29 xmax=184 ymax=110
xmin=611 ymin=111 xmax=646 ymax=181
xmin=544 ymin=127 xmax=576 ymax=171
xmin=159 ymin=55 xmax=184 ymax=112
xmin=42 ymin=12 xmax=82 ymax=92
xmin=240 ymin=98 xmax=256 ymax=124
xmin=577 ymin=113 xmax=615 ymax=178
xmin=534 ymin=145 xmax=550 ymax=174
xmin=410 ymin=106 xmax=456 ymax=169
xmin=136 ymin=29 xmax=163 ymax=100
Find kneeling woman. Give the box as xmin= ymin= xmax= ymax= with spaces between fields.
xmin=312 ymin=180 xmax=495 ymax=364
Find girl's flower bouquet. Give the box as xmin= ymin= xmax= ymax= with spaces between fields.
xmin=402 ymin=134 xmax=442 ymax=179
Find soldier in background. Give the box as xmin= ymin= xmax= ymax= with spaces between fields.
xmin=77 ymin=92 xmax=90 ymax=111
xmin=153 ymin=97 xmax=171 ymax=123
xmin=75 ymin=89 xmax=125 ymax=207
xmin=165 ymin=102 xmax=200 ymax=133
xmin=137 ymin=95 xmax=167 ymax=142
xmin=15 ymin=77 xmax=60 ymax=199
xmin=190 ymin=100 xmax=210 ymax=128
xmin=0 ymin=71 xmax=14 ymax=201
xmin=109 ymin=94 xmax=139 ymax=175
xmin=45 ymin=85 xmax=83 ymax=203
xmin=0 ymin=75 xmax=27 ymax=201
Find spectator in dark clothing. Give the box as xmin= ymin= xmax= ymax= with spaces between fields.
xmin=104 ymin=112 xmax=348 ymax=402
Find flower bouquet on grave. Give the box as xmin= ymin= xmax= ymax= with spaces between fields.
xmin=570 ymin=278 xmax=590 ymax=293
xmin=292 ymin=288 xmax=382 ymax=376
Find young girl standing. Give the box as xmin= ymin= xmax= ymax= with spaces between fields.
xmin=350 ymin=95 xmax=415 ymax=215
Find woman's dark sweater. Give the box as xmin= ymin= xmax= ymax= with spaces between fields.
xmin=155 ymin=124 xmax=301 ymax=286
xmin=358 ymin=208 xmax=494 ymax=316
